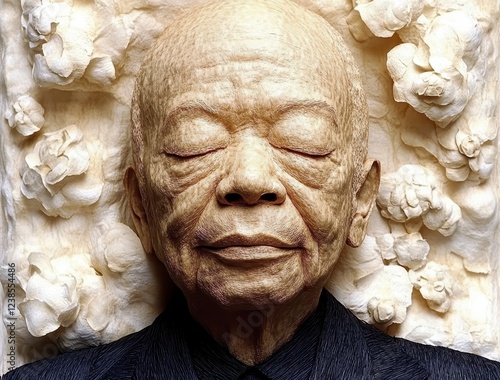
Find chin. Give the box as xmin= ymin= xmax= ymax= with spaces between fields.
xmin=196 ymin=253 xmax=307 ymax=310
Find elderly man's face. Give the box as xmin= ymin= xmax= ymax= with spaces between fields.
xmin=131 ymin=8 xmax=374 ymax=309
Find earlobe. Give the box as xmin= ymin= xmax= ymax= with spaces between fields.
xmin=124 ymin=167 xmax=153 ymax=254
xmin=346 ymin=160 xmax=381 ymax=248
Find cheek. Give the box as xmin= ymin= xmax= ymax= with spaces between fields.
xmin=147 ymin=150 xmax=225 ymax=197
xmin=144 ymin=170 xmax=222 ymax=292
xmin=146 ymin=175 xmax=220 ymax=244
xmin=278 ymin=160 xmax=353 ymax=244
xmin=274 ymin=151 xmax=339 ymax=189
xmin=143 ymin=155 xmax=224 ymax=252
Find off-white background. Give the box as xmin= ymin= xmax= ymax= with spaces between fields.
xmin=1 ymin=0 xmax=499 ymax=374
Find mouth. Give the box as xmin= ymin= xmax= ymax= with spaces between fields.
xmin=205 ymin=233 xmax=298 ymax=249
xmin=197 ymin=233 xmax=302 ymax=265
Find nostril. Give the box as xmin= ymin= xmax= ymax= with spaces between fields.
xmin=225 ymin=193 xmax=243 ymax=203
xmin=260 ymin=193 xmax=277 ymax=202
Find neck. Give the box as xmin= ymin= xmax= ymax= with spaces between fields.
xmin=186 ymin=288 xmax=323 ymax=365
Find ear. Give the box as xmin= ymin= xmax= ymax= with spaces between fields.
xmin=124 ymin=166 xmax=153 ymax=254
xmin=346 ymin=160 xmax=380 ymax=248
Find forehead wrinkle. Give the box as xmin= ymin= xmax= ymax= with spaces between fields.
xmin=159 ymin=4 xmax=342 ymax=85
xmin=161 ymin=42 xmax=351 ymax=122
xmin=167 ymin=57 xmax=335 ymax=103
xmin=140 ymin=0 xmax=357 ymax=147
xmin=169 ymin=32 xmax=328 ymax=81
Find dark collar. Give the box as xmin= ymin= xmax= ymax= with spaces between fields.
xmin=186 ymin=292 xmax=326 ymax=380
xmin=100 ymin=290 xmax=429 ymax=380
xmin=310 ymin=292 xmax=428 ymax=380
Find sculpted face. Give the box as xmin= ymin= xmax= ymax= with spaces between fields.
xmin=128 ymin=0 xmax=379 ymax=310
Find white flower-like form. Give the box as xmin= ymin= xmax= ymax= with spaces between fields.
xmin=20 ymin=125 xmax=103 ymax=218
xmin=402 ymin=111 xmax=498 ymax=183
xmin=377 ymin=165 xmax=461 ymax=236
xmin=387 ymin=43 xmax=468 ymax=127
xmin=14 ymin=224 xmax=166 ymax=355
xmin=466 ymin=143 xmax=497 ymax=180
xmin=85 ymin=223 xmax=167 ymax=343
xmin=442 ymin=129 xmax=497 ymax=181
xmin=352 ymin=0 xmax=424 ymax=38
xmin=33 ymin=29 xmax=94 ymax=87
xmin=409 ymin=261 xmax=453 ymax=313
xmin=21 ymin=0 xmax=130 ymax=88
xmin=21 ymin=0 xmax=95 ymax=87
xmin=437 ymin=127 xmax=497 ymax=181
xmin=21 ymin=0 xmax=69 ymax=49
xmin=432 ymin=118 xmax=498 ymax=182
xmin=387 ymin=11 xmax=481 ymax=127
xmin=360 ymin=265 xmax=413 ymax=325
xmin=457 ymin=132 xmax=481 ymax=158
xmin=17 ymin=252 xmax=79 ymax=337
xmin=367 ymin=297 xmax=397 ymax=324
xmin=419 ymin=11 xmax=481 ymax=74
xmin=376 ymin=232 xmax=429 ymax=270
xmin=5 ymin=95 xmax=45 ymax=136
xmin=328 ymin=237 xmax=413 ymax=327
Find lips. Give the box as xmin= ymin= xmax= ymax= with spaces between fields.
xmin=205 ymin=233 xmax=298 ymax=249
xmin=197 ymin=233 xmax=302 ymax=265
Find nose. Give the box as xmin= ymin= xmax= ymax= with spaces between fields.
xmin=216 ymin=142 xmax=286 ymax=206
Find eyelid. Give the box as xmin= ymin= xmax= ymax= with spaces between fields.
xmin=161 ymin=146 xmax=224 ymax=158
xmin=275 ymin=145 xmax=334 ymax=158
xmin=161 ymin=113 xmax=229 ymax=158
xmin=269 ymin=113 xmax=335 ymax=156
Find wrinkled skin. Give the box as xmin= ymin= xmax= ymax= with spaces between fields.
xmin=126 ymin=0 xmax=379 ymax=365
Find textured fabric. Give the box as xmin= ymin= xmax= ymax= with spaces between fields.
xmin=4 ymin=290 xmax=500 ymax=380
xmin=188 ymin=291 xmax=324 ymax=380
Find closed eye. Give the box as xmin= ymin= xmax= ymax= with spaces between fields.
xmin=161 ymin=147 xmax=224 ymax=160
xmin=277 ymin=146 xmax=334 ymax=158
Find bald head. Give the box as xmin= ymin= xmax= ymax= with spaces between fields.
xmin=131 ymin=0 xmax=369 ymax=195
xmin=126 ymin=2 xmax=379 ymax=352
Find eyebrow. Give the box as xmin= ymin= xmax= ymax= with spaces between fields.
xmin=164 ymin=99 xmax=339 ymax=127
xmin=274 ymin=100 xmax=339 ymax=126
xmin=163 ymin=100 xmax=220 ymax=128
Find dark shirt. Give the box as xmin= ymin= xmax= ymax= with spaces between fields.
xmin=5 ymin=289 xmax=500 ymax=379
xmin=186 ymin=293 xmax=325 ymax=380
